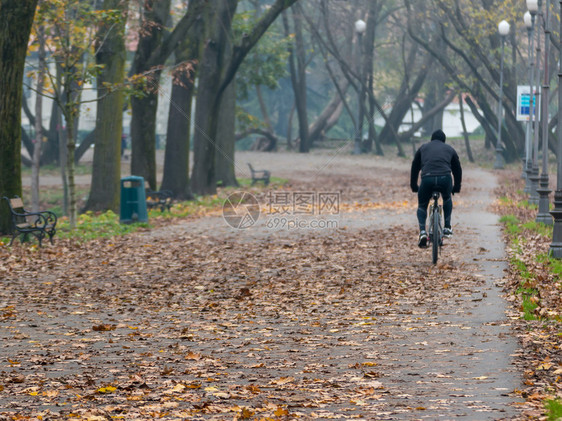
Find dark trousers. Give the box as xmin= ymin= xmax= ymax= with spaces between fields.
xmin=417 ymin=175 xmax=453 ymax=231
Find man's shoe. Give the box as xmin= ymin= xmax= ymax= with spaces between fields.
xmin=418 ymin=230 xmax=428 ymax=248
xmin=443 ymin=227 xmax=453 ymax=238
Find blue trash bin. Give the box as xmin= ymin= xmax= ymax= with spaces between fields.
xmin=120 ymin=176 xmax=148 ymax=223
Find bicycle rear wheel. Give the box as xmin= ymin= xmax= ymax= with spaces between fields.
xmin=432 ymin=208 xmax=440 ymax=264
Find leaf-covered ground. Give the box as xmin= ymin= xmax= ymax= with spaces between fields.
xmin=0 ymin=153 xmax=536 ymax=420
xmin=492 ymin=172 xmax=562 ymax=420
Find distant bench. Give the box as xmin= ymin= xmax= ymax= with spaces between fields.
xmin=145 ymin=187 xmax=174 ymax=212
xmin=247 ymin=163 xmax=270 ymax=186
xmin=3 ymin=196 xmax=57 ymax=247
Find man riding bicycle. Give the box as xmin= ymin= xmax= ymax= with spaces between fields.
xmin=410 ymin=129 xmax=462 ymax=248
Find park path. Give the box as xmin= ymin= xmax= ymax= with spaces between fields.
xmin=1 ymin=151 xmax=523 ymax=420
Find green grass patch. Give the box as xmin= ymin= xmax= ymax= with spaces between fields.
xmin=6 ymin=176 xmax=290 ymax=244
xmin=519 ymin=199 xmax=538 ymax=210
xmin=545 ymin=399 xmax=562 ymax=421
xmin=233 ymin=176 xmax=287 ymax=188
xmin=522 ymin=220 xmax=553 ymax=236
xmin=500 ymin=214 xmax=522 ymax=235
xmin=521 ymin=295 xmax=539 ymax=320
xmin=57 ymin=210 xmax=147 ymax=242
xmin=546 ymin=254 xmax=562 ymax=277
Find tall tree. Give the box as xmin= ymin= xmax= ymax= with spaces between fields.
xmin=160 ymin=0 xmax=204 ymax=199
xmin=129 ymin=0 xmax=171 ymax=190
xmin=215 ymin=80 xmax=238 ymax=186
xmin=405 ymin=0 xmax=525 ymax=162
xmin=191 ymin=0 xmax=238 ymax=195
xmin=129 ymin=0 xmax=204 ymax=190
xmin=191 ymin=0 xmax=299 ymax=196
xmin=0 ymin=0 xmax=38 ymax=234
xmin=31 ymin=21 xmax=47 ymax=212
xmin=30 ymin=0 xmax=125 ymax=227
xmin=283 ymin=6 xmax=309 ymax=152
xmin=84 ymin=0 xmax=128 ymax=212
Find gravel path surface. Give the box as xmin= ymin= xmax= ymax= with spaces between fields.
xmin=3 ymin=151 xmax=523 ymax=420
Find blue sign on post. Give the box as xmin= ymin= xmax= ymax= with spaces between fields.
xmin=517 ymin=85 xmax=538 ymax=122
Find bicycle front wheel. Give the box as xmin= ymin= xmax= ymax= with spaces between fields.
xmin=432 ymin=208 xmax=440 ymax=264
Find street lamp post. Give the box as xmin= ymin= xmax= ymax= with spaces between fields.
xmin=523 ymin=11 xmax=534 ymax=190
xmin=536 ymin=0 xmax=552 ymax=224
xmin=549 ymin=0 xmax=562 ymax=257
xmin=494 ymin=20 xmax=510 ymax=169
xmin=529 ymin=0 xmax=542 ymax=204
xmin=353 ymin=19 xmax=367 ymax=155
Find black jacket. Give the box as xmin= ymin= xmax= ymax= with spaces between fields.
xmin=410 ymin=139 xmax=462 ymax=192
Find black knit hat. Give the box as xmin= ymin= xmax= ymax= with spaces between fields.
xmin=431 ymin=129 xmax=446 ymax=142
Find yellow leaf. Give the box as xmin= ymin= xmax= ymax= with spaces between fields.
xmin=274 ymin=407 xmax=289 ymax=416
xmin=214 ymin=392 xmax=230 ymax=399
xmin=239 ymin=408 xmax=254 ymax=419
xmin=29 ymin=391 xmax=39 ymax=396
xmin=351 ymin=399 xmax=367 ymax=406
xmin=43 ymin=390 xmax=58 ymax=397
xmin=537 ymin=363 xmax=553 ymax=370
xmin=185 ymin=351 xmax=201 ymax=360
xmin=97 ymin=386 xmax=117 ymax=394
xmin=171 ymin=384 xmax=185 ymax=393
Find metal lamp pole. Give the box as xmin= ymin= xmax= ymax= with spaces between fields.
xmin=536 ymin=0 xmax=552 ymax=224
xmin=353 ymin=19 xmax=366 ymax=155
xmin=549 ymin=0 xmax=562 ymax=256
xmin=529 ymin=0 xmax=542 ymax=204
xmin=494 ymin=20 xmax=510 ymax=169
xmin=523 ymin=11 xmax=534 ymax=189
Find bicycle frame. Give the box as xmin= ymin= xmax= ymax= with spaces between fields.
xmin=427 ymin=191 xmax=443 ymax=264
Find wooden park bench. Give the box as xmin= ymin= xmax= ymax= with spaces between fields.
xmin=3 ymin=196 xmax=57 ymax=247
xmin=145 ymin=187 xmax=174 ymax=212
xmin=247 ymin=163 xmax=271 ymax=186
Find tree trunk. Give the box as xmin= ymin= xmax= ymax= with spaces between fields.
xmin=66 ymin=113 xmax=77 ymax=228
xmin=256 ymin=85 xmax=274 ymax=132
xmin=191 ymin=0 xmax=298 ymax=195
xmin=131 ymin=92 xmax=158 ymax=189
xmin=130 ymin=0 xmax=171 ymax=190
xmin=0 ymin=0 xmax=38 ymax=233
xmin=32 ymin=25 xmax=46 ymax=212
xmin=378 ymin=51 xmax=429 ymax=148
xmin=57 ymin=102 xmax=69 ymax=216
xmin=215 ymin=6 xmax=237 ymax=188
xmin=288 ymin=8 xmax=309 ymax=153
xmin=361 ymin=0 xmax=378 ymax=153
xmin=75 ymin=129 xmax=95 ymax=163
xmin=216 ymin=79 xmax=238 ymax=186
xmin=459 ymin=94 xmax=474 ymax=163
xmin=84 ymin=0 xmax=127 ymax=212
xmin=465 ymin=94 xmax=496 ymax=151
xmin=191 ymin=1 xmax=235 ymax=196
xmin=308 ymin=82 xmax=348 ymax=145
xmin=161 ymin=76 xmax=195 ymax=199
xmin=161 ymin=15 xmax=202 ymax=199
xmin=42 ymin=102 xmax=62 ymax=165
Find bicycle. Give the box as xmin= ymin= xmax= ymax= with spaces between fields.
xmin=427 ymin=191 xmax=444 ymax=264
